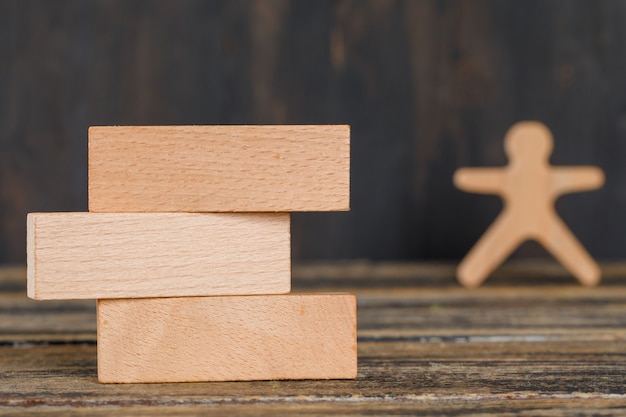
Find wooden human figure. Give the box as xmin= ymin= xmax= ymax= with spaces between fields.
xmin=454 ymin=121 xmax=605 ymax=288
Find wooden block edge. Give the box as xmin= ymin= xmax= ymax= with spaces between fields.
xmin=97 ymin=293 xmax=357 ymax=383
xmin=24 ymin=212 xmax=291 ymax=300
xmin=26 ymin=213 xmax=36 ymax=299
xmin=88 ymin=125 xmax=351 ymax=213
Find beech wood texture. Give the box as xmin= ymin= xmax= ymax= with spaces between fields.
xmin=27 ymin=212 xmax=290 ymax=300
xmin=97 ymin=294 xmax=357 ymax=383
xmin=88 ymin=125 xmax=350 ymax=213
xmin=3 ymin=262 xmax=626 ymax=414
xmin=454 ymin=121 xmax=604 ymax=289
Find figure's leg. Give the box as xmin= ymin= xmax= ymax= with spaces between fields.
xmin=538 ymin=215 xmax=601 ymax=286
xmin=458 ymin=212 xmax=524 ymax=288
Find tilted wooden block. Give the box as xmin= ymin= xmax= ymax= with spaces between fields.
xmin=27 ymin=212 xmax=290 ymax=300
xmin=97 ymin=294 xmax=357 ymax=383
xmin=88 ymin=125 xmax=350 ymax=212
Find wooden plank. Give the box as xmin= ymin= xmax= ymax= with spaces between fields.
xmin=3 ymin=263 xmax=626 ymax=413
xmin=1 ymin=401 xmax=625 ymax=417
xmin=1 ymin=342 xmax=625 ymax=413
xmin=8 ymin=268 xmax=626 ymax=343
xmin=88 ymin=125 xmax=350 ymax=212
xmin=0 ymin=265 xmax=28 ymax=291
xmin=97 ymin=294 xmax=357 ymax=383
xmin=27 ymin=212 xmax=290 ymax=300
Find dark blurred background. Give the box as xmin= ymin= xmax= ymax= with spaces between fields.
xmin=1 ymin=0 xmax=624 ymax=264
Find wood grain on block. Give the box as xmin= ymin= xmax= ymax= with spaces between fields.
xmin=27 ymin=212 xmax=290 ymax=300
xmin=88 ymin=125 xmax=350 ymax=212
xmin=97 ymin=294 xmax=357 ymax=383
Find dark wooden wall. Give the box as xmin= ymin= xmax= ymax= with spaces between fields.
xmin=1 ymin=0 xmax=625 ymax=263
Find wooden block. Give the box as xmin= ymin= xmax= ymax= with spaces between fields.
xmin=454 ymin=121 xmax=604 ymax=288
xmin=27 ymin=212 xmax=290 ymax=300
xmin=88 ymin=125 xmax=350 ymax=212
xmin=97 ymin=293 xmax=357 ymax=383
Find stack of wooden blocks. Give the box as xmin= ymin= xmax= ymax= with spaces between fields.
xmin=27 ymin=125 xmax=356 ymax=383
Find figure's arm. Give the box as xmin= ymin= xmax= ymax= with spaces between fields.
xmin=551 ymin=167 xmax=605 ymax=195
xmin=454 ymin=168 xmax=506 ymax=195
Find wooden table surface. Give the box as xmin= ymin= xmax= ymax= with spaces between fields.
xmin=1 ymin=261 xmax=625 ymax=415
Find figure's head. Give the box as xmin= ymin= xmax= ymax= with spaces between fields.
xmin=504 ymin=121 xmax=554 ymax=163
